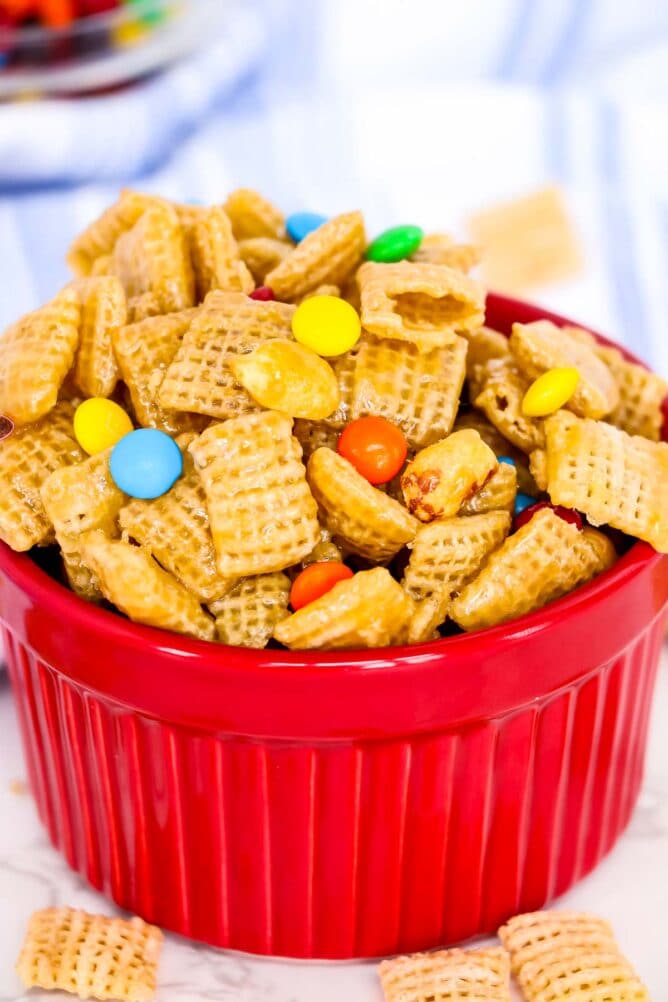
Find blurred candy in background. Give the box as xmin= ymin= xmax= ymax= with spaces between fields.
xmin=0 ymin=0 xmax=667 ymax=377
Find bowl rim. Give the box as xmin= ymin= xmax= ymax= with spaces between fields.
xmin=0 ymin=293 xmax=665 ymax=676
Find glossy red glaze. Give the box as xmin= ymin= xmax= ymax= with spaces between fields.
xmin=1 ymin=294 xmax=667 ymax=959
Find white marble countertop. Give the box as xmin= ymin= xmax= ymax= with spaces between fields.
xmin=1 ymin=653 xmax=666 ymax=1002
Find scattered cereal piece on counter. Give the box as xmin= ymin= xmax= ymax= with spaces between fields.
xmin=498 ymin=910 xmax=650 ymax=1001
xmin=9 ymin=778 xmax=27 ymax=795
xmin=286 ymin=210 xmax=328 ymax=242
xmin=292 ymin=294 xmax=361 ymax=356
xmin=110 ymin=428 xmax=183 ymax=499
xmin=365 ymin=223 xmax=424 ymax=263
xmin=15 ymin=906 xmax=163 ymax=1002
xmin=274 ymin=567 xmax=415 ymax=650
xmin=378 ymin=945 xmax=511 ymax=1002
xmin=74 ymin=397 xmax=133 ymax=455
xmin=290 ymin=560 xmax=354 ymax=610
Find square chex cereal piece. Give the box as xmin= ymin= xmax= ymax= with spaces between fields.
xmin=0 ymin=401 xmax=84 ymax=551
xmin=224 ymin=187 xmax=285 ymax=240
xmin=41 ymin=449 xmax=126 ymax=600
xmin=266 ymin=211 xmax=366 ymax=301
xmin=596 ymin=344 xmax=668 ymax=441
xmin=358 ymin=260 xmax=485 ymax=353
xmin=542 ymin=410 xmax=668 ymax=551
xmin=0 ymin=287 xmax=80 ymax=425
xmin=350 ymin=335 xmax=467 ymax=449
xmin=307 ymin=447 xmax=417 ymax=561
xmin=274 ymin=567 xmax=414 ymax=650
xmin=112 ymin=203 xmax=195 ymax=313
xmin=499 ymin=911 xmax=649 ymax=1002
xmin=189 ymin=206 xmax=254 ymax=299
xmin=158 ymin=292 xmax=295 ymax=420
xmin=119 ymin=450 xmax=235 ymax=604
xmin=378 ymin=946 xmax=511 ymax=1002
xmin=403 ymin=511 xmax=510 ymax=602
xmin=209 ymin=572 xmax=291 ymax=648
xmin=410 ymin=232 xmax=481 ymax=273
xmin=239 ymin=236 xmax=293 ymax=284
xmin=67 ymin=189 xmax=164 ymax=276
xmin=510 ymin=321 xmax=618 ymax=419
xmin=112 ymin=308 xmax=204 ymax=435
xmin=73 ymin=276 xmax=126 ymax=398
xmin=449 ymin=508 xmax=613 ymax=631
xmin=189 ymin=411 xmax=320 ymax=577
xmin=15 ymin=906 xmax=163 ymax=1002
xmin=82 ymin=530 xmax=215 ymax=641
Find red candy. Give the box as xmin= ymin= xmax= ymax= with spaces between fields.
xmin=337 ymin=416 xmax=408 ymax=485
xmin=514 ymin=500 xmax=582 ymax=533
xmin=249 ymin=286 xmax=275 ymax=302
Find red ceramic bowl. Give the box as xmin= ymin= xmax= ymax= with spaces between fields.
xmin=1 ymin=294 xmax=667 ymax=959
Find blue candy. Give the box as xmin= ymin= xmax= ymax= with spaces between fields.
xmin=514 ymin=492 xmax=536 ymax=516
xmin=286 ymin=211 xmax=327 ymax=242
xmin=498 ymin=456 xmax=516 ymax=466
xmin=110 ymin=429 xmax=183 ymax=500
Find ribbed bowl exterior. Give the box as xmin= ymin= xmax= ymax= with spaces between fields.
xmin=3 ymin=616 xmax=664 ymax=958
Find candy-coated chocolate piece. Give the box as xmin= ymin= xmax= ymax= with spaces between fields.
xmin=291 ymin=295 xmax=361 ymax=357
xmin=338 ymin=416 xmax=408 ymax=485
xmin=286 ymin=211 xmax=327 ymax=243
xmin=365 ymin=224 xmax=423 ymax=263
xmin=249 ymin=285 xmax=275 ymax=301
xmin=110 ymin=428 xmax=183 ymax=499
xmin=0 ymin=415 xmax=14 ymax=441
xmin=521 ymin=366 xmax=580 ymax=417
xmin=513 ymin=492 xmax=535 ymax=518
xmin=498 ymin=455 xmax=516 ymax=466
xmin=73 ymin=398 xmax=133 ymax=456
xmin=290 ymin=561 xmax=354 ymax=610
xmin=514 ymin=500 xmax=583 ymax=533
xmin=661 ymin=393 xmax=668 ymax=442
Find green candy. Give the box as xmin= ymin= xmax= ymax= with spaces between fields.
xmin=365 ymin=224 xmax=424 ymax=263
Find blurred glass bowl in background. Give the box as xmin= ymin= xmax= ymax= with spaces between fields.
xmin=0 ymin=0 xmax=221 ymax=98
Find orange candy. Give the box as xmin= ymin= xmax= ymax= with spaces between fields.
xmin=337 ymin=416 xmax=408 ymax=485
xmin=290 ymin=561 xmax=354 ymax=611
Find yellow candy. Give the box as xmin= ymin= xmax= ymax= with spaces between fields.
xmin=291 ymin=295 xmax=361 ymax=357
xmin=521 ymin=366 xmax=580 ymax=417
xmin=74 ymin=398 xmax=134 ymax=456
